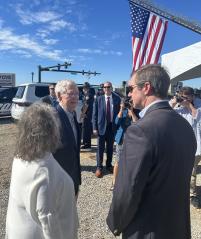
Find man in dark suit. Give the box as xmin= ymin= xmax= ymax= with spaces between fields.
xmin=54 ymin=80 xmax=81 ymax=196
xmin=93 ymin=81 xmax=121 ymax=178
xmin=41 ymin=83 xmax=58 ymax=107
xmin=80 ymin=82 xmax=94 ymax=151
xmin=107 ymin=64 xmax=196 ymax=239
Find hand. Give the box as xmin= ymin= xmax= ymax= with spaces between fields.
xmin=169 ymin=96 xmax=177 ymax=107
xmin=128 ymin=109 xmax=133 ymax=117
xmin=93 ymin=130 xmax=98 ymax=136
xmin=180 ymin=100 xmax=192 ymax=109
xmin=128 ymin=109 xmax=138 ymax=122
xmin=120 ymin=103 xmax=125 ymax=110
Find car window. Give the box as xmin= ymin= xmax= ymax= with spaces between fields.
xmin=35 ymin=86 xmax=49 ymax=97
xmin=0 ymin=87 xmax=18 ymax=100
xmin=15 ymin=86 xmax=26 ymax=99
xmin=9 ymin=87 xmax=18 ymax=98
xmin=0 ymin=89 xmax=8 ymax=100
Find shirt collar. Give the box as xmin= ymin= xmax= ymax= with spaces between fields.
xmin=60 ymin=104 xmax=74 ymax=116
xmin=139 ymin=100 xmax=167 ymax=118
xmin=105 ymin=94 xmax=112 ymax=99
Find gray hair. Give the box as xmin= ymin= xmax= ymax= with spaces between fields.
xmin=133 ymin=64 xmax=170 ymax=99
xmin=15 ymin=103 xmax=61 ymax=161
xmin=55 ymin=79 xmax=77 ymax=96
xmin=104 ymin=81 xmax=113 ymax=87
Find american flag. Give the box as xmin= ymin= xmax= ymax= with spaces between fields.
xmin=129 ymin=2 xmax=168 ymax=71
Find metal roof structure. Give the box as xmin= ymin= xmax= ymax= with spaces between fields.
xmin=161 ymin=41 xmax=201 ymax=83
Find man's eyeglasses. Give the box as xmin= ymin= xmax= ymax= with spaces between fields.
xmin=66 ymin=92 xmax=79 ymax=98
xmin=49 ymin=88 xmax=55 ymax=90
xmin=128 ymin=85 xmax=138 ymax=93
xmin=103 ymin=86 xmax=111 ymax=89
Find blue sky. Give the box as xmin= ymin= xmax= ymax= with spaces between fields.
xmin=0 ymin=0 xmax=201 ymax=88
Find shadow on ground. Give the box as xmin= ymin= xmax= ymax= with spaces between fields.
xmin=80 ymin=146 xmax=97 ymax=154
xmin=0 ymin=117 xmax=13 ymax=125
xmin=81 ymin=165 xmax=97 ymax=173
xmin=196 ymin=185 xmax=201 ymax=205
xmin=81 ymin=165 xmax=113 ymax=177
xmin=197 ymin=165 xmax=201 ymax=174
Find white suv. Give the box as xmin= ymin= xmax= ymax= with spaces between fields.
xmin=11 ymin=83 xmax=50 ymax=120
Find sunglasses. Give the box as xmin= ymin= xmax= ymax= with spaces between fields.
xmin=128 ymin=85 xmax=138 ymax=93
xmin=49 ymin=88 xmax=55 ymax=90
xmin=103 ymin=86 xmax=111 ymax=89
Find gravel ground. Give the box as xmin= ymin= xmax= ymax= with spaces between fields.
xmin=0 ymin=118 xmax=201 ymax=239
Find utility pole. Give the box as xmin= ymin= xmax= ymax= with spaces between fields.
xmin=122 ymin=81 xmax=127 ymax=96
xmin=129 ymin=0 xmax=201 ymax=34
xmin=38 ymin=62 xmax=101 ymax=83
xmin=38 ymin=65 xmax=42 ymax=83
xmin=31 ymin=72 xmax=34 ymax=83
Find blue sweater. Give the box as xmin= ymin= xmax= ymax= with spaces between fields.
xmin=114 ymin=109 xmax=132 ymax=145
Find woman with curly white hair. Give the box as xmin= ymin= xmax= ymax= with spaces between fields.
xmin=6 ymin=103 xmax=78 ymax=239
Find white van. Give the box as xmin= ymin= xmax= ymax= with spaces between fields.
xmin=11 ymin=83 xmax=50 ymax=120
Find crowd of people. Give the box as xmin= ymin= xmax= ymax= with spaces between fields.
xmin=5 ymin=64 xmax=201 ymax=239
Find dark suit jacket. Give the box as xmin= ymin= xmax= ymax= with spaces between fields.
xmin=53 ymin=104 xmax=81 ymax=195
xmin=83 ymin=91 xmax=94 ymax=121
xmin=41 ymin=95 xmax=58 ymax=107
xmin=107 ymin=101 xmax=196 ymax=239
xmin=93 ymin=92 xmax=121 ymax=135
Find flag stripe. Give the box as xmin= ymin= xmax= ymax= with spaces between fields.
xmin=132 ymin=38 xmax=142 ymax=70
xmin=150 ymin=19 xmax=164 ymax=63
xmin=141 ymin=14 xmax=157 ymax=66
xmin=154 ymin=21 xmax=168 ymax=63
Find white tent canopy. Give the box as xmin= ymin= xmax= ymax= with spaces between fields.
xmin=161 ymin=41 xmax=201 ymax=84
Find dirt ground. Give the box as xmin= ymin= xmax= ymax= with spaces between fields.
xmin=0 ymin=118 xmax=201 ymax=239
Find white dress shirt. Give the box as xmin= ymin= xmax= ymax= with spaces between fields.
xmin=174 ymin=98 xmax=201 ymax=156
xmin=6 ymin=153 xmax=78 ymax=239
xmin=139 ymin=100 xmax=168 ymax=118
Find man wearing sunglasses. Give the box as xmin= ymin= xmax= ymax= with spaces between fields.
xmin=107 ymin=64 xmax=196 ymax=239
xmin=41 ymin=83 xmax=58 ymax=107
xmin=93 ymin=81 xmax=121 ymax=178
xmin=170 ymin=86 xmax=201 ymax=209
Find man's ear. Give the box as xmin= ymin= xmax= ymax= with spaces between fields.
xmin=56 ymin=92 xmax=61 ymax=101
xmin=143 ymin=82 xmax=152 ymax=96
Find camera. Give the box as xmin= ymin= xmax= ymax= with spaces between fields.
xmin=175 ymin=96 xmax=184 ymax=103
xmin=122 ymin=97 xmax=132 ymax=109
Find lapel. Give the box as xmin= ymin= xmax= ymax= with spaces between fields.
xmin=112 ymin=93 xmax=120 ymax=118
xmin=57 ymin=104 xmax=77 ymax=148
xmin=112 ymin=93 xmax=116 ymax=113
xmin=101 ymin=95 xmax=106 ymax=115
xmin=73 ymin=113 xmax=81 ymax=149
xmin=112 ymin=92 xmax=115 ymax=103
